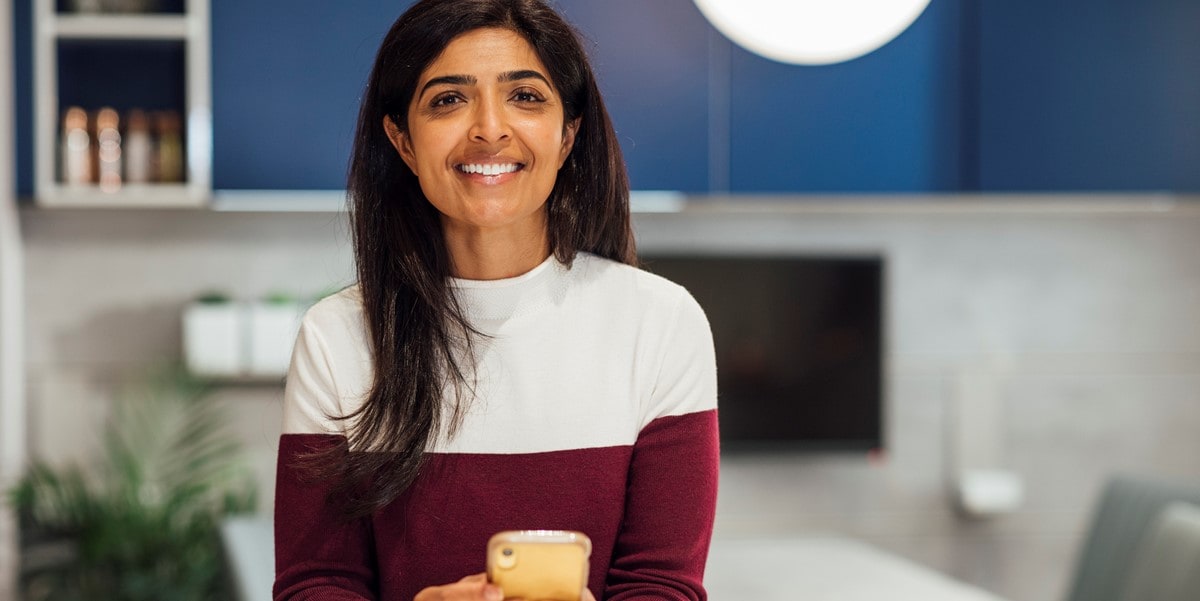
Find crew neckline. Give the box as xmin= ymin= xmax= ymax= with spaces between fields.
xmin=448 ymin=253 xmax=559 ymax=289
xmin=449 ymin=254 xmax=578 ymax=323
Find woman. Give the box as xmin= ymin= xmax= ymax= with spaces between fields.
xmin=273 ymin=1 xmax=719 ymax=599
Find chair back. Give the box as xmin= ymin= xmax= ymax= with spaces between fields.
xmin=1118 ymin=502 xmax=1200 ymax=601
xmin=1065 ymin=475 xmax=1200 ymax=601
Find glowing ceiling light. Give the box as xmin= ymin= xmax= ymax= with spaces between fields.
xmin=693 ymin=0 xmax=932 ymax=66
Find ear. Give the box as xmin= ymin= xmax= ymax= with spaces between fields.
xmin=558 ymin=118 xmax=580 ymax=168
xmin=383 ymin=115 xmax=418 ymax=175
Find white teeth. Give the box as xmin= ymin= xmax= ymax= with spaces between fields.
xmin=459 ymin=163 xmax=520 ymax=176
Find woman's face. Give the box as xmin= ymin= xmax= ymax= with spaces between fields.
xmin=386 ymin=28 xmax=578 ymax=243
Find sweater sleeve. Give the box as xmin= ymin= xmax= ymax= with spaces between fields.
xmin=604 ymin=293 xmax=720 ymax=601
xmin=274 ymin=316 xmax=377 ymax=601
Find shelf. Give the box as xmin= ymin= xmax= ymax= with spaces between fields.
xmin=47 ymin=14 xmax=192 ymax=39
xmin=37 ymin=183 xmax=208 ymax=208
xmin=34 ymin=0 xmax=212 ymax=208
xmin=205 ymin=190 xmax=690 ymax=213
xmin=210 ymin=190 xmax=347 ymax=213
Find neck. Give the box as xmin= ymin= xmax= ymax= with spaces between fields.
xmin=442 ymin=220 xmax=551 ymax=281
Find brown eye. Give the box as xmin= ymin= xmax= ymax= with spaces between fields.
xmin=431 ymin=94 xmax=464 ymax=108
xmin=513 ymin=89 xmax=544 ymax=103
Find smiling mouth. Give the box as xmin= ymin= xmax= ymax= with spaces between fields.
xmin=456 ymin=163 xmax=524 ymax=176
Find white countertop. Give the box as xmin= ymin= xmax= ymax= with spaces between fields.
xmin=705 ymin=537 xmax=1008 ymax=601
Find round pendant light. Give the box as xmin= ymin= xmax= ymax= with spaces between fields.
xmin=693 ymin=0 xmax=932 ymax=66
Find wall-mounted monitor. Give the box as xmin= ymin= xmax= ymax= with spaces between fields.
xmin=640 ymin=254 xmax=884 ymax=452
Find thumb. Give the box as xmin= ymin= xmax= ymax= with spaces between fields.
xmin=459 ymin=573 xmax=488 ymax=584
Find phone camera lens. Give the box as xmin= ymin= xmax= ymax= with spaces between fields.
xmin=502 ymin=548 xmax=514 ymax=557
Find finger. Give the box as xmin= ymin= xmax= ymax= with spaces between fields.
xmin=416 ymin=575 xmax=501 ymax=601
xmin=458 ymin=572 xmax=502 ymax=601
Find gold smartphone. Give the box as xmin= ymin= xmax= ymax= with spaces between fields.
xmin=487 ymin=530 xmax=591 ymax=601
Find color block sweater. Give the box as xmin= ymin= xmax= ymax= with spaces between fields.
xmin=274 ymin=252 xmax=719 ymax=601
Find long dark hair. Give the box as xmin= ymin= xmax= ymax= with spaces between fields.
xmin=319 ymin=0 xmax=634 ymax=518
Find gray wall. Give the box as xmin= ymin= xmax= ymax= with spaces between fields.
xmin=2 ymin=0 xmax=23 ymax=594
xmin=19 ymin=196 xmax=1200 ymax=601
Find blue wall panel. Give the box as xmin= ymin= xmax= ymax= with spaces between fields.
xmin=13 ymin=0 xmax=32 ymax=197
xmin=211 ymin=0 xmax=402 ymax=190
xmin=211 ymin=0 xmax=714 ymax=192
xmin=13 ymin=0 xmax=1200 ymax=195
xmin=728 ymin=0 xmax=964 ymax=192
xmin=979 ymin=0 xmax=1200 ymax=191
xmin=556 ymin=0 xmax=712 ymax=193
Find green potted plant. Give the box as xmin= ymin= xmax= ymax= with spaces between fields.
xmin=8 ymin=366 xmax=257 ymax=601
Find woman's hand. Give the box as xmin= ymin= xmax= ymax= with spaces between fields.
xmin=414 ymin=573 xmax=503 ymax=601
xmin=413 ymin=572 xmax=597 ymax=601
xmin=524 ymin=588 xmax=598 ymax=601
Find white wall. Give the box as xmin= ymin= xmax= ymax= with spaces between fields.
xmin=18 ymin=196 xmax=1200 ymax=601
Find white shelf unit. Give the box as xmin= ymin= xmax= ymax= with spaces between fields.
xmin=33 ymin=0 xmax=211 ymax=208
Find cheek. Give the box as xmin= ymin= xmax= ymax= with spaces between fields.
xmin=511 ymin=116 xmax=565 ymax=152
xmin=534 ymin=130 xmax=568 ymax=162
xmin=405 ymin=123 xmax=454 ymax=169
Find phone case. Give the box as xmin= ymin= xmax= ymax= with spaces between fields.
xmin=487 ymin=530 xmax=592 ymax=601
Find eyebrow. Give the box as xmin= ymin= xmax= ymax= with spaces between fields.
xmin=419 ymin=75 xmax=476 ymax=98
xmin=499 ymin=70 xmax=551 ymax=86
xmin=418 ymin=70 xmax=552 ymax=98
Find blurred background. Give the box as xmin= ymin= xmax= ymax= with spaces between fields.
xmin=2 ymin=0 xmax=1200 ymax=600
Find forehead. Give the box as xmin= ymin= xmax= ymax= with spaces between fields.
xmin=419 ymin=28 xmax=549 ymax=81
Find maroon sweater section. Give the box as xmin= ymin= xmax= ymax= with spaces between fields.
xmin=274 ymin=409 xmax=719 ymax=601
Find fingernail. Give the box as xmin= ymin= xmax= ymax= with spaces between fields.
xmin=484 ymin=585 xmax=503 ymax=601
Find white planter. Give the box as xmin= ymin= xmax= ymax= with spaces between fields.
xmin=246 ymin=302 xmax=304 ymax=378
xmin=183 ymin=302 xmax=243 ymax=377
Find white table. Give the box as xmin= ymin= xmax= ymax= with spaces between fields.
xmin=705 ymin=537 xmax=1008 ymax=601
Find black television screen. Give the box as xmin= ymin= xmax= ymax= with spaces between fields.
xmin=640 ymin=255 xmax=884 ymax=452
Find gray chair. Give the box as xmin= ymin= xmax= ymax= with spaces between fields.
xmin=1119 ymin=502 xmax=1200 ymax=601
xmin=1065 ymin=475 xmax=1200 ymax=601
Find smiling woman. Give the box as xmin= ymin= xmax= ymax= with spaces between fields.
xmin=383 ymin=28 xmax=578 ymax=279
xmin=272 ymin=1 xmax=719 ymax=601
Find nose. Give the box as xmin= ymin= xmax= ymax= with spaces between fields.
xmin=468 ymin=94 xmax=511 ymax=144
